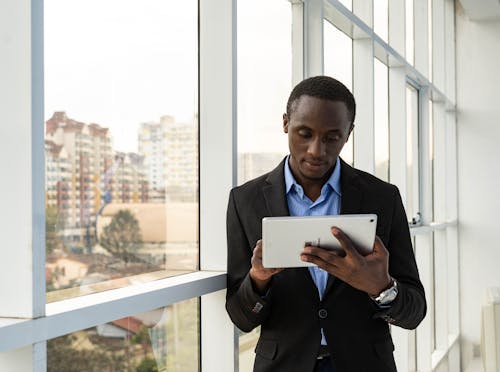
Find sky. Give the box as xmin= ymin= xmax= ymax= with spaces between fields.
xmin=44 ymin=0 xmax=198 ymax=153
xmin=44 ymin=0 xmax=386 ymax=156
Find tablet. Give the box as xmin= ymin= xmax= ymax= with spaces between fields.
xmin=262 ymin=214 xmax=377 ymax=268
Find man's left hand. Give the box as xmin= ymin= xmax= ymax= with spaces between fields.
xmin=300 ymin=227 xmax=392 ymax=296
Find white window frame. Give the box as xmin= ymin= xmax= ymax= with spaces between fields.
xmin=0 ymin=0 xmax=459 ymax=371
xmin=321 ymin=0 xmax=459 ymax=371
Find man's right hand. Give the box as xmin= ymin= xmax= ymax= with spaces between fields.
xmin=249 ymin=239 xmax=283 ymax=294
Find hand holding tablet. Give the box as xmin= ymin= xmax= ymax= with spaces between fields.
xmin=262 ymin=214 xmax=377 ymax=268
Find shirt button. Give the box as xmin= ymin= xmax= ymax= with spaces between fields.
xmin=318 ymin=309 xmax=328 ymax=319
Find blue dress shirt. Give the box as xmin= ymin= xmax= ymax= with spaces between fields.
xmin=284 ymin=156 xmax=342 ymax=345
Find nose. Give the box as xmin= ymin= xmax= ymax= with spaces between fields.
xmin=307 ymin=137 xmax=325 ymax=158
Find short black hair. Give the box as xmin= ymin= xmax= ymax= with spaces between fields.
xmin=286 ymin=76 xmax=356 ymax=125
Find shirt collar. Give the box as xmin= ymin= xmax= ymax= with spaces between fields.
xmin=284 ymin=156 xmax=342 ymax=197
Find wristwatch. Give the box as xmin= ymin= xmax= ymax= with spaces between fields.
xmin=371 ymin=278 xmax=398 ymax=306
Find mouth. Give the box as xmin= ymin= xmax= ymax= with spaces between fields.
xmin=303 ymin=160 xmax=327 ymax=169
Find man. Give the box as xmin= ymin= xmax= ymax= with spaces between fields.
xmin=226 ymin=76 xmax=426 ymax=372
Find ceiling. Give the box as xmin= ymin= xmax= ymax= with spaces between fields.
xmin=459 ymin=0 xmax=500 ymax=21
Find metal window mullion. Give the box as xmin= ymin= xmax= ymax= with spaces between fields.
xmin=447 ymin=225 xmax=460 ymax=337
xmin=433 ymin=229 xmax=449 ymax=352
xmin=415 ymin=233 xmax=434 ymax=371
xmin=352 ymin=38 xmax=374 ymax=173
xmin=303 ymin=0 xmax=324 ymax=77
xmin=445 ymin=114 xmax=460 ymax=338
xmin=418 ymin=88 xmax=432 ymax=224
xmin=352 ymin=0 xmax=373 ymax=28
xmin=388 ymin=67 xmax=407 ymax=202
xmin=388 ymin=0 xmax=405 ymax=58
xmin=291 ymin=0 xmax=305 ymax=85
xmin=445 ymin=112 xmax=458 ymax=221
xmin=0 ymin=271 xmax=226 ymax=353
xmin=199 ymin=0 xmax=238 ymax=371
xmin=0 ymin=0 xmax=44 ymax=369
xmin=444 ymin=0 xmax=456 ymax=104
xmin=431 ymin=0 xmax=445 ymax=92
xmin=413 ymin=0 xmax=429 ymax=78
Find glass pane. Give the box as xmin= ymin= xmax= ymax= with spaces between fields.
xmin=44 ymin=0 xmax=199 ymax=301
xmin=237 ymin=0 xmax=291 ymax=366
xmin=373 ymin=0 xmax=389 ymax=43
xmin=324 ymin=20 xmax=354 ymax=166
xmin=406 ymin=85 xmax=420 ymax=224
xmin=374 ymin=59 xmax=389 ymax=182
xmin=239 ymin=327 xmax=260 ymax=372
xmin=428 ymin=0 xmax=433 ymax=81
xmin=47 ymin=298 xmax=199 ymax=372
xmin=429 ymin=100 xmax=435 ymax=221
xmin=237 ymin=0 xmax=292 ymax=185
xmin=406 ymin=0 xmax=415 ymax=65
xmin=338 ymin=0 xmax=352 ymax=11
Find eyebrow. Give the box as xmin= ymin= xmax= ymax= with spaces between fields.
xmin=295 ymin=125 xmax=342 ymax=133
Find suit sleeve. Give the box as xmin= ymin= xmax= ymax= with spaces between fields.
xmin=373 ymin=187 xmax=427 ymax=329
xmin=225 ymin=189 xmax=272 ymax=332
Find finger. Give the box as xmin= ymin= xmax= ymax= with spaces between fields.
xmin=300 ymin=253 xmax=336 ymax=272
xmin=372 ymin=235 xmax=389 ymax=256
xmin=253 ymin=240 xmax=263 ymax=258
xmin=303 ymin=245 xmax=342 ymax=262
xmin=331 ymin=227 xmax=362 ymax=260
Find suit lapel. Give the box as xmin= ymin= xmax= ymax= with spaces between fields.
xmin=324 ymin=159 xmax=364 ymax=297
xmin=262 ymin=159 xmax=290 ymax=217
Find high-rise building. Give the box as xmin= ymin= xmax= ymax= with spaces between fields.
xmin=138 ymin=115 xmax=198 ymax=202
xmin=45 ymin=140 xmax=71 ymax=214
xmin=45 ymin=112 xmax=149 ymax=249
xmin=111 ymin=152 xmax=149 ymax=204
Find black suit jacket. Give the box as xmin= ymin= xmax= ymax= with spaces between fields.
xmin=226 ymin=158 xmax=426 ymax=372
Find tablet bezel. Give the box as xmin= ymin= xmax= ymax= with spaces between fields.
xmin=262 ymin=214 xmax=378 ymax=268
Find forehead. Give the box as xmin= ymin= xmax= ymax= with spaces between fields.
xmin=290 ymin=95 xmax=350 ymax=123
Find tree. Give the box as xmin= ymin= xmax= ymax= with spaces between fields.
xmin=99 ymin=209 xmax=143 ymax=264
xmin=46 ymin=206 xmax=63 ymax=255
xmin=136 ymin=357 xmax=159 ymax=372
xmin=47 ymin=333 xmax=126 ymax=372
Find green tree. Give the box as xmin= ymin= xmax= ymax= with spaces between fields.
xmin=47 ymin=334 xmax=126 ymax=372
xmin=46 ymin=206 xmax=62 ymax=255
xmin=136 ymin=357 xmax=159 ymax=372
xmin=100 ymin=209 xmax=143 ymax=264
xmin=131 ymin=326 xmax=152 ymax=357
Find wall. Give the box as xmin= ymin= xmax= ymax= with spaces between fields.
xmin=456 ymin=4 xmax=500 ymax=367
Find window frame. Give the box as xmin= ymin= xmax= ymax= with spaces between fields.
xmin=0 ymin=0 xmax=459 ymax=371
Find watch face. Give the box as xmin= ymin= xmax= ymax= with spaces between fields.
xmin=381 ymin=288 xmax=397 ymax=304
xmin=377 ymin=280 xmax=398 ymax=305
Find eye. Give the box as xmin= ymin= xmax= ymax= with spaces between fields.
xmin=297 ymin=129 xmax=312 ymax=138
xmin=324 ymin=134 xmax=341 ymax=142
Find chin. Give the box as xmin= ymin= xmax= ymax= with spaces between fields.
xmin=300 ymin=169 xmax=329 ymax=181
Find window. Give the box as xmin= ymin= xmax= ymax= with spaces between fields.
xmin=374 ymin=0 xmax=389 ymax=42
xmin=406 ymin=0 xmax=415 ymax=65
xmin=374 ymin=58 xmax=389 ymax=182
xmin=323 ymin=20 xmax=354 ymax=166
xmin=406 ymin=84 xmax=420 ymax=224
xmin=47 ymin=298 xmax=199 ymax=372
xmin=236 ymin=0 xmax=292 ymax=369
xmin=237 ymin=0 xmax=292 ymax=186
xmin=0 ymin=1 xmax=459 ymax=370
xmin=44 ymin=0 xmax=199 ymax=301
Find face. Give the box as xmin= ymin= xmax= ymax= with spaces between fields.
xmin=283 ymin=95 xmax=353 ymax=187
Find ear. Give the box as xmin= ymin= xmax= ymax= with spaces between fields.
xmin=345 ymin=123 xmax=354 ymax=142
xmin=283 ymin=113 xmax=289 ymax=133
